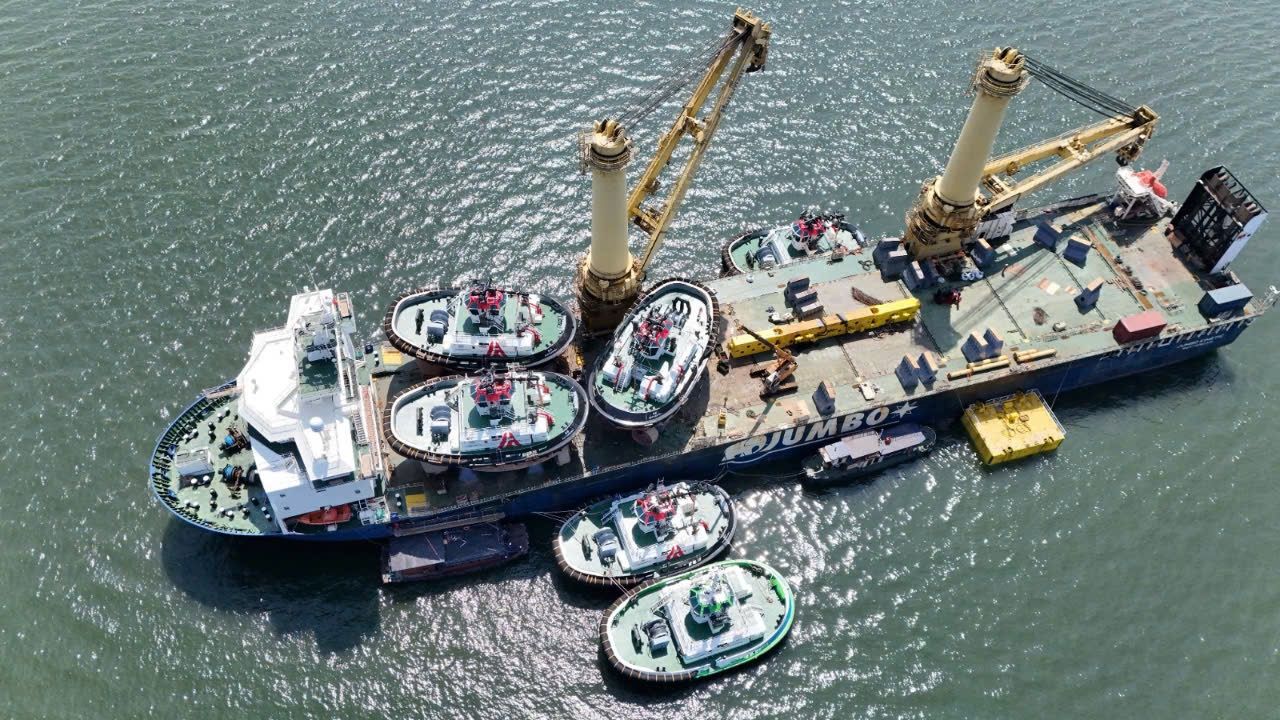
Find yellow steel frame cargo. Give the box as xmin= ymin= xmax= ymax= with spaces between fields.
xmin=725 ymin=297 xmax=920 ymax=358
xmin=961 ymin=389 xmax=1065 ymax=466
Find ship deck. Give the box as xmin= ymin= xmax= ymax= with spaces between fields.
xmin=375 ymin=197 xmax=1251 ymax=520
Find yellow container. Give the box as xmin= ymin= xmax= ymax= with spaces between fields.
xmin=725 ymin=297 xmax=920 ymax=358
xmin=380 ymin=347 xmax=405 ymax=367
xmin=962 ymin=389 xmax=1065 ymax=466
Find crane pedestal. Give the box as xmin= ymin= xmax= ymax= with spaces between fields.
xmin=574 ymin=259 xmax=644 ymax=336
xmin=576 ymin=118 xmax=645 ymax=334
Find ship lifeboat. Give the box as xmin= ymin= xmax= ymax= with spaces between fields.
xmin=296 ymin=505 xmax=353 ymax=526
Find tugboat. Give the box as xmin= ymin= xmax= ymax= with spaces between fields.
xmin=802 ymin=423 xmax=936 ymax=486
xmin=383 ymin=280 xmax=577 ymax=370
xmin=600 ymin=559 xmax=795 ymax=683
xmin=554 ymin=482 xmax=735 ymax=587
xmin=384 ymin=367 xmax=588 ymax=472
xmin=381 ymin=522 xmax=529 ymax=584
xmin=588 ymin=279 xmax=719 ymax=429
xmin=721 ymin=210 xmax=866 ymax=276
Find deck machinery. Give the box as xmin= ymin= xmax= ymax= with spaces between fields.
xmin=150 ymin=15 xmax=1272 ymax=542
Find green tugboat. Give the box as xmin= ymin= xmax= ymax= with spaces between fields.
xmin=553 ymin=482 xmax=736 ymax=587
xmin=600 ymin=559 xmax=795 ymax=682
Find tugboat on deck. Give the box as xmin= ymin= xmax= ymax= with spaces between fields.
xmin=554 ymin=482 xmax=735 ymax=587
xmin=384 ymin=367 xmax=588 ymax=472
xmin=600 ymin=559 xmax=795 ymax=682
xmin=383 ymin=280 xmax=577 ymax=370
xmin=588 ymin=279 xmax=719 ymax=431
xmin=721 ymin=210 xmax=866 ymax=276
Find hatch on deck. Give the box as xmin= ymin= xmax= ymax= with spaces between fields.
xmin=962 ymin=390 xmax=1065 ymax=466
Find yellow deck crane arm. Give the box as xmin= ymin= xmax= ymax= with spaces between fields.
xmin=628 ymin=9 xmax=771 ymax=273
xmin=575 ymin=9 xmax=770 ymax=333
xmin=735 ymin=322 xmax=797 ymax=396
xmin=980 ymin=104 xmax=1158 ymax=212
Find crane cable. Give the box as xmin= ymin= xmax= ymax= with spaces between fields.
xmin=1020 ymin=54 xmax=1138 ymax=120
xmin=614 ymin=25 xmax=749 ymax=128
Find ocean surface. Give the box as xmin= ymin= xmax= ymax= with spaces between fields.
xmin=2 ymin=0 xmax=1279 ymax=717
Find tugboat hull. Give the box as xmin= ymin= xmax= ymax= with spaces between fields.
xmin=383 ymin=285 xmax=577 ymax=371
xmin=553 ymin=482 xmax=736 ymax=588
xmin=599 ymin=559 xmax=795 ymax=682
xmin=588 ymin=278 xmax=720 ymax=429
xmin=383 ymin=371 xmax=588 ymax=472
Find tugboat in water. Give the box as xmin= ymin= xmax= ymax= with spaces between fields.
xmin=384 ymin=367 xmax=588 ymax=472
xmin=721 ymin=210 xmax=866 ymax=276
xmin=383 ymin=280 xmax=577 ymax=370
xmin=554 ymin=482 xmax=736 ymax=587
xmin=599 ymin=559 xmax=795 ymax=682
xmin=802 ymin=423 xmax=936 ymax=486
xmin=588 ymin=279 xmax=719 ymax=431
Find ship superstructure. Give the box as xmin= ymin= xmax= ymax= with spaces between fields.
xmin=150 ymin=290 xmax=392 ymax=537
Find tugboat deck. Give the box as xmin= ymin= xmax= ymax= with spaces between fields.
xmin=377 ymin=196 xmax=1247 ymax=519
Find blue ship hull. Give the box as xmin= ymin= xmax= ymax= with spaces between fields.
xmin=250 ymin=310 xmax=1253 ymax=542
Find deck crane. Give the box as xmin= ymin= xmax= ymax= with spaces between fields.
xmin=575 ymin=8 xmax=771 ymax=333
xmin=903 ymin=47 xmax=1159 ymax=260
xmin=735 ymin=323 xmax=798 ymax=397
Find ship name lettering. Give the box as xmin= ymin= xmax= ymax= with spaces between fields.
xmin=804 ymin=418 xmax=839 ymax=443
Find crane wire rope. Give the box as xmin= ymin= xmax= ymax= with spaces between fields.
xmin=1020 ymin=54 xmax=1137 ymax=120
xmin=614 ymin=25 xmax=748 ymax=129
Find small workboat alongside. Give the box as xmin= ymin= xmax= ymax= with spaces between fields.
xmin=600 ymin=559 xmax=795 ymax=683
xmin=802 ymin=423 xmax=935 ymax=486
xmin=384 ymin=367 xmax=588 ymax=472
xmin=554 ymin=482 xmax=736 ymax=587
xmin=383 ymin=281 xmax=577 ymax=370
xmin=381 ymin=522 xmax=529 ymax=584
xmin=721 ymin=211 xmax=866 ymax=276
xmin=588 ymin=279 xmax=719 ymax=429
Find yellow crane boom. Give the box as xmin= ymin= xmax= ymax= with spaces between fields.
xmin=980 ymin=105 xmax=1158 ymax=212
xmin=575 ymin=9 xmax=770 ymax=333
xmin=628 ymin=9 xmax=771 ymax=273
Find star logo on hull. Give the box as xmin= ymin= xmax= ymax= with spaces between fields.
xmin=891 ymin=400 xmax=917 ymax=419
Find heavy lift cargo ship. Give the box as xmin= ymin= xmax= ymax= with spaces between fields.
xmin=149 ymin=14 xmax=1273 ymax=542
